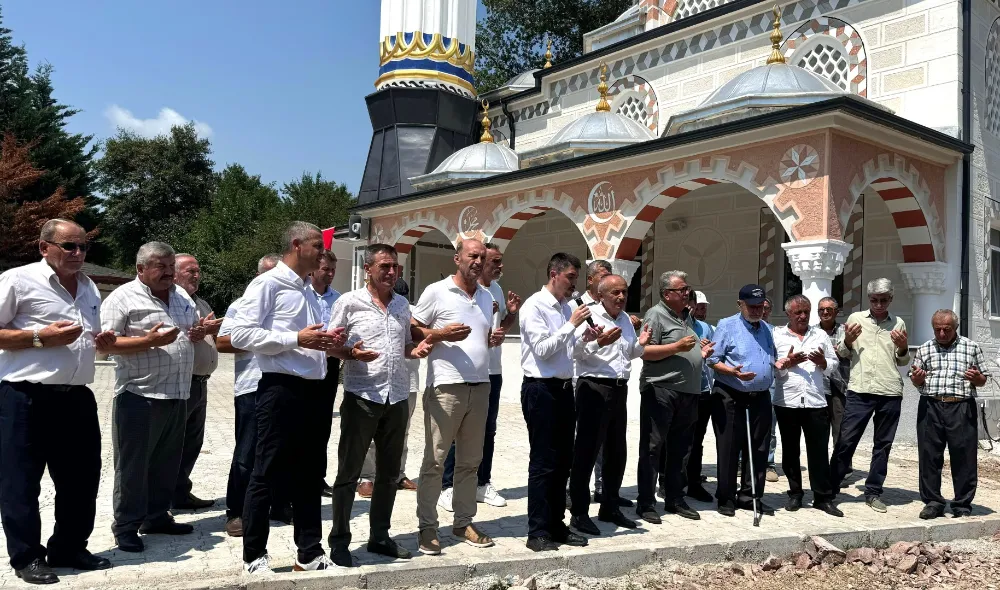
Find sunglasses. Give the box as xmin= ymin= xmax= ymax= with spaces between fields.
xmin=869 ymin=298 xmax=891 ymax=305
xmin=665 ymin=286 xmax=692 ymax=293
xmin=46 ymin=241 xmax=89 ymax=253
xmin=818 ymin=307 xmax=837 ymax=314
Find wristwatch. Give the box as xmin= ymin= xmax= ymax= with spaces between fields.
xmin=32 ymin=330 xmax=43 ymax=348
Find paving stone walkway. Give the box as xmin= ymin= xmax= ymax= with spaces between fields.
xmin=2 ymin=356 xmax=999 ymax=589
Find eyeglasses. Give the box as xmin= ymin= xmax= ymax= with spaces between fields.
xmin=869 ymin=297 xmax=891 ymax=305
xmin=818 ymin=307 xmax=837 ymax=314
xmin=46 ymin=241 xmax=89 ymax=253
xmin=665 ymin=286 xmax=692 ymax=293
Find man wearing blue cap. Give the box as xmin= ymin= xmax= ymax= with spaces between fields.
xmin=708 ymin=284 xmax=777 ymax=517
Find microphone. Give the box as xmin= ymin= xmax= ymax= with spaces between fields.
xmin=572 ymin=291 xmax=596 ymax=327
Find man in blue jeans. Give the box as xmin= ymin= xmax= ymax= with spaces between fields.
xmin=440 ymin=243 xmax=520 ymax=510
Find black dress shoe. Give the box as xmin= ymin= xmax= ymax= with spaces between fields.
xmin=737 ymin=498 xmax=775 ymax=515
xmin=920 ymin=504 xmax=945 ymax=520
xmin=663 ymin=499 xmax=700 ymax=520
xmin=953 ymin=507 xmax=972 ymax=518
xmin=593 ymin=491 xmax=604 ymax=504
xmin=700 ymin=474 xmax=708 ymax=483
xmin=636 ymin=506 xmax=662 ymax=524
xmin=15 ymin=559 xmax=58 ymax=584
xmin=598 ymin=509 xmax=638 ymax=529
xmin=330 ymin=545 xmax=354 ymax=567
xmin=686 ymin=485 xmax=714 ymax=503
xmin=48 ymin=550 xmax=112 ymax=570
xmin=814 ymin=501 xmax=844 ymax=517
xmin=787 ymin=495 xmax=803 ymax=511
xmin=367 ymin=537 xmax=412 ymax=559
xmin=172 ymin=492 xmax=214 ymax=510
xmin=139 ymin=520 xmax=194 ymax=535
xmin=551 ymin=530 xmax=588 ymax=547
xmin=321 ymin=480 xmax=334 ymax=498
xmin=570 ymin=515 xmax=601 ymax=535
xmin=717 ymin=500 xmax=736 ymax=517
xmin=115 ymin=532 xmax=144 ymax=553
xmin=526 ymin=536 xmax=559 ymax=552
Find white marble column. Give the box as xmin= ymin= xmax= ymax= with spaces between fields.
xmin=897 ymin=261 xmax=949 ymax=344
xmin=782 ymin=239 xmax=852 ymax=324
xmin=611 ymin=259 xmax=642 ymax=286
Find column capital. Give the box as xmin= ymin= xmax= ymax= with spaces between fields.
xmin=609 ymin=259 xmax=642 ymax=285
xmin=781 ymin=239 xmax=852 ymax=281
xmin=897 ymin=261 xmax=948 ymax=295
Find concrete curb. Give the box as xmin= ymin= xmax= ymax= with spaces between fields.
xmin=159 ymin=517 xmax=1000 ymax=590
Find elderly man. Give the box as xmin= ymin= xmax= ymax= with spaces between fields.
xmin=569 ymin=274 xmax=650 ymax=535
xmin=0 ymin=219 xmax=116 ymax=583
xmin=231 ymin=222 xmax=346 ymax=574
xmin=327 ymin=244 xmax=432 ymax=567
xmin=816 ymin=296 xmax=853 ymax=475
xmin=772 ymin=295 xmax=842 ymax=516
xmin=309 ymin=250 xmax=342 ymax=498
xmin=684 ymin=289 xmax=716 ymax=503
xmin=638 ymin=271 xmax=712 ymax=523
xmin=909 ymin=310 xmax=988 ymax=519
xmin=708 ymin=284 xmax=777 ymax=517
xmin=171 ymin=254 xmax=222 ymax=510
xmin=412 ymin=239 xmax=496 ymax=555
xmin=217 ymin=254 xmax=284 ymax=538
xmin=101 ymin=242 xmax=204 ymax=553
xmin=521 ymin=253 xmax=598 ymax=552
xmin=440 ymin=243 xmax=520 ymax=510
xmin=830 ymin=278 xmax=910 ymax=513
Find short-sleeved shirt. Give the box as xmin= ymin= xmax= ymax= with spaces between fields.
xmin=412 ymin=276 xmax=493 ymax=387
xmin=191 ymin=295 xmax=219 ymax=376
xmin=101 ymin=278 xmax=199 ymax=399
xmin=693 ymin=319 xmax=715 ymax=393
xmin=910 ymin=336 xmax=989 ymax=399
xmin=708 ymin=313 xmax=776 ymax=392
xmin=640 ymin=301 xmax=703 ymax=394
xmin=486 ymin=280 xmax=507 ymax=375
xmin=219 ymin=300 xmax=259 ymax=397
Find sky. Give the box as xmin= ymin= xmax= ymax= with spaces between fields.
xmin=4 ymin=1 xmax=484 ymax=195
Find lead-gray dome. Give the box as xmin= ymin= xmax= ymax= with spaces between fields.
xmin=409 ymin=142 xmax=519 ymax=190
xmin=520 ymin=110 xmax=653 ymax=167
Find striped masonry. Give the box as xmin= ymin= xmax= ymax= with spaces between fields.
xmin=615 ymin=178 xmax=722 ymax=260
xmin=489 ymin=207 xmax=552 ymax=251
xmin=868 ymin=177 xmax=935 ymax=263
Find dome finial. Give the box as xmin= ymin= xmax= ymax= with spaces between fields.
xmin=766 ymin=5 xmax=786 ymax=65
xmin=543 ymin=37 xmax=554 ymax=69
xmin=479 ymin=99 xmax=494 ymax=143
xmin=596 ymin=62 xmax=611 ymax=112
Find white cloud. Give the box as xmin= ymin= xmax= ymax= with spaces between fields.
xmin=105 ymin=105 xmax=213 ymax=138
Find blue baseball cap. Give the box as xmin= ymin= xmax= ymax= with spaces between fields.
xmin=738 ymin=284 xmax=766 ymax=305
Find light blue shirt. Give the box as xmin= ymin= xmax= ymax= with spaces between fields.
xmin=708 ymin=313 xmax=776 ymax=392
xmin=312 ymin=284 xmax=341 ymax=330
xmin=693 ymin=319 xmax=715 ymax=393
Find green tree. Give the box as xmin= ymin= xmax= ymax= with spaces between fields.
xmin=474 ymin=0 xmax=632 ymax=93
xmin=96 ymin=124 xmax=216 ymax=266
xmin=280 ymin=172 xmax=354 ymax=229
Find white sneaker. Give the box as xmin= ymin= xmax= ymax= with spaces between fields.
xmin=294 ymin=554 xmax=338 ymax=571
xmin=477 ymin=483 xmax=507 ymax=507
xmin=244 ymin=554 xmax=272 ymax=575
xmin=438 ymin=487 xmax=454 ymax=512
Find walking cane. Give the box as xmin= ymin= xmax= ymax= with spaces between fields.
xmin=746 ymin=407 xmax=761 ymax=527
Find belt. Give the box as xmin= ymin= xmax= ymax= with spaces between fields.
xmin=580 ymin=375 xmax=629 ymax=388
xmin=191 ymin=375 xmax=210 ymax=383
xmin=524 ymin=376 xmax=572 ymax=389
xmin=3 ymin=382 xmax=80 ymax=393
xmin=932 ymin=395 xmax=968 ymax=403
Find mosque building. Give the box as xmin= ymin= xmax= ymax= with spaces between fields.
xmin=343 ymin=0 xmax=1000 ymax=359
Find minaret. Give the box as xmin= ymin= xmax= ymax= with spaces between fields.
xmin=358 ymin=0 xmax=481 ymax=205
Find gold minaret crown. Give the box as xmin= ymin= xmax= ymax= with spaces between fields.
xmin=766 ymin=5 xmax=786 ymax=65
xmin=543 ymin=38 xmax=553 ymax=69
xmin=596 ymin=62 xmax=611 ymax=112
xmin=479 ymin=99 xmax=494 ymax=143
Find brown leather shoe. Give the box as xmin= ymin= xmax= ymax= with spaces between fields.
xmin=225 ymin=517 xmax=243 ymax=537
xmin=397 ymin=478 xmax=418 ymax=491
xmin=357 ymin=481 xmax=374 ymax=498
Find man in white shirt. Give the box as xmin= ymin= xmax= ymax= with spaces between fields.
xmin=0 ymin=219 xmax=116 ymax=583
xmin=309 ymin=250 xmax=342 ymax=498
xmin=772 ymin=295 xmax=842 ymax=517
xmin=217 ymin=254 xmax=282 ymax=538
xmin=439 ymin=242 xmax=520 ymax=510
xmin=569 ymin=275 xmax=650 ymax=536
xmin=172 ymin=253 xmax=223 ymax=511
xmin=520 ymin=252 xmax=598 ymax=552
xmin=326 ymin=244 xmax=432 ymax=567
xmin=411 ymin=238 xmax=496 ymax=555
xmin=229 ymin=222 xmax=346 ymax=574
xmin=100 ymin=241 xmax=205 ymax=553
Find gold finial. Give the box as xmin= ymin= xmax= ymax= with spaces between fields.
xmin=479 ymin=99 xmax=494 ymax=143
xmin=766 ymin=5 xmax=786 ymax=65
xmin=596 ymin=62 xmax=611 ymax=112
xmin=543 ymin=38 xmax=553 ymax=69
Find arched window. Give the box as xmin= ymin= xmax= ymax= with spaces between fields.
xmin=794 ymin=39 xmax=851 ymax=91
xmin=986 ymin=17 xmax=1000 ymax=136
xmin=783 ymin=17 xmax=868 ymax=97
xmin=608 ymin=75 xmax=659 ymax=135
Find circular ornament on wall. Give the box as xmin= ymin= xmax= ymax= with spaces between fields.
xmin=779 ymin=144 xmax=820 ymax=188
xmin=677 ymin=227 xmax=729 ymax=286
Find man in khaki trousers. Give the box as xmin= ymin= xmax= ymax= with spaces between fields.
xmin=411 ymin=239 xmax=500 ymax=555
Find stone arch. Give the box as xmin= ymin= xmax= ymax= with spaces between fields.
xmin=483 ymin=189 xmax=589 ymax=252
xmin=844 ymin=154 xmax=943 ymax=263
xmin=782 ymin=17 xmax=867 ymax=96
xmin=382 ymin=211 xmax=457 ymax=266
xmin=613 ymin=157 xmax=786 ymax=260
xmin=986 ymin=16 xmax=1000 ymax=135
xmin=608 ymin=75 xmax=659 ymax=135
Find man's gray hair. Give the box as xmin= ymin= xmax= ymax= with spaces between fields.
xmin=587 ymin=259 xmax=613 ymax=278
xmin=597 ymin=274 xmax=626 ymax=295
xmin=819 ymin=296 xmax=839 ymax=308
xmin=281 ymin=221 xmax=321 ymax=253
xmin=658 ymin=270 xmax=688 ymax=296
xmin=784 ymin=294 xmax=811 ymax=312
xmin=136 ymin=241 xmax=175 ymax=266
xmin=932 ymin=308 xmax=960 ymax=327
xmin=258 ymin=253 xmax=280 ymax=274
xmin=39 ymin=218 xmax=82 ymax=242
xmin=867 ymin=278 xmax=894 ymax=296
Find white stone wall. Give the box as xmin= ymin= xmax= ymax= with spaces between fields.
xmin=863 ymin=192 xmax=916 ymax=328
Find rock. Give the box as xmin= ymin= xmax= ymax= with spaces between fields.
xmin=847 ymin=547 xmax=877 ymax=564
xmin=890 ymin=541 xmax=919 ymax=555
xmin=524 ymin=575 xmax=537 ymax=590
xmin=823 ymin=552 xmax=846 ymax=566
xmin=796 ymin=553 xmax=813 ymax=570
xmin=885 ymin=553 xmax=903 ymax=568
xmin=897 ymin=555 xmax=919 ymax=574
xmin=761 ymin=555 xmax=783 ymax=572
xmin=811 ymin=536 xmax=847 ymax=558
xmin=805 ymin=540 xmax=820 ymax=560
xmin=731 ymin=564 xmax=747 ymax=576
xmin=869 ymin=564 xmax=882 ymax=575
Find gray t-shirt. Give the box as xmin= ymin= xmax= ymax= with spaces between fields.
xmin=640 ymin=301 xmax=703 ymax=394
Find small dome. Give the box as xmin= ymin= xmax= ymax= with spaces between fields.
xmin=503 ymin=69 xmax=539 ymax=91
xmin=549 ymin=111 xmax=653 ymax=144
xmin=614 ymin=4 xmax=640 ymax=22
xmin=409 ymin=142 xmax=519 ymax=190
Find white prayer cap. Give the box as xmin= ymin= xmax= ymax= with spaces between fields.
xmin=695 ymin=291 xmax=709 ymax=305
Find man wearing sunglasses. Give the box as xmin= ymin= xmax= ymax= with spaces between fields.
xmin=830 ymin=278 xmax=910 ymax=513
xmin=815 ymin=296 xmax=853 ymax=477
xmin=0 ymin=219 xmax=117 ymax=583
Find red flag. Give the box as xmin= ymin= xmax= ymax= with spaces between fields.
xmin=322 ymin=227 xmax=335 ymax=250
